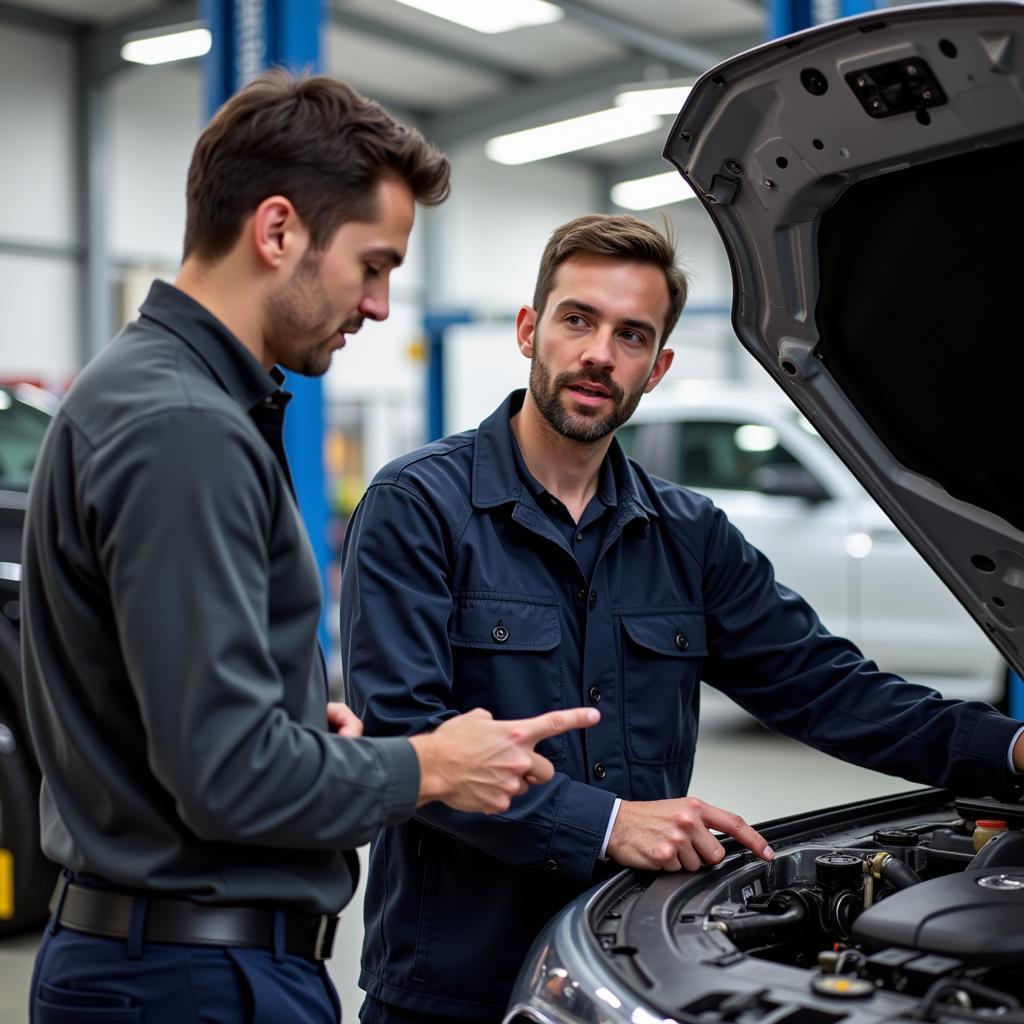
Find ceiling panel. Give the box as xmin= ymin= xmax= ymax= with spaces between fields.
xmin=335 ymin=0 xmax=627 ymax=78
xmin=2 ymin=0 xmax=769 ymax=170
xmin=325 ymin=22 xmax=505 ymax=112
xmin=2 ymin=0 xmax=163 ymax=25
xmin=578 ymin=0 xmax=764 ymax=38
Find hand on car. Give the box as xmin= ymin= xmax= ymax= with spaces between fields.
xmin=410 ymin=707 xmax=600 ymax=814
xmin=608 ymin=796 xmax=773 ymax=872
xmin=327 ymin=701 xmax=364 ymax=738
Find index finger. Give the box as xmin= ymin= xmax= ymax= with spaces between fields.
xmin=700 ymin=803 xmax=774 ymax=861
xmin=510 ymin=707 xmax=600 ymax=745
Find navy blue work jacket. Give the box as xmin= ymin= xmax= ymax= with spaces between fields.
xmin=340 ymin=391 xmax=1020 ymax=1021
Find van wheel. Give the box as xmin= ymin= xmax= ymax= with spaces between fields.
xmin=0 ymin=704 xmax=56 ymax=935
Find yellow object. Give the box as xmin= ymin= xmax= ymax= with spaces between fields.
xmin=811 ymin=975 xmax=874 ymax=999
xmin=973 ymin=819 xmax=1007 ymax=853
xmin=0 ymin=848 xmax=13 ymax=920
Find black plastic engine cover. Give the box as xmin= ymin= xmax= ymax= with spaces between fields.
xmin=852 ymin=868 xmax=1024 ymax=964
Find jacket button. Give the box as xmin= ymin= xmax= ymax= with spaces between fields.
xmin=593 ymin=762 xmax=607 ymax=780
xmin=544 ymin=859 xmax=558 ymax=871
xmin=589 ymin=590 xmax=597 ymax=609
xmin=492 ymin=623 xmax=509 ymax=642
xmin=576 ymin=586 xmax=586 ymax=602
xmin=674 ymin=631 xmax=689 ymax=651
xmin=588 ymin=686 xmax=602 ymax=704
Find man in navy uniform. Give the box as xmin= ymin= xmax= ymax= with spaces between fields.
xmin=341 ymin=213 xmax=1024 ymax=1023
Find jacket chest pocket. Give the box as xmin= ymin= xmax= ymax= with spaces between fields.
xmin=620 ymin=611 xmax=706 ymax=765
xmin=449 ymin=595 xmax=566 ymax=763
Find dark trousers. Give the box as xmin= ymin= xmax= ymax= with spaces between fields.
xmin=30 ymin=913 xmax=341 ymax=1023
xmin=359 ymin=994 xmax=501 ymax=1024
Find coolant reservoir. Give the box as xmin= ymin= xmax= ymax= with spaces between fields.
xmin=972 ymin=819 xmax=1008 ymax=853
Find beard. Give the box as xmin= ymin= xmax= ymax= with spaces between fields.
xmin=265 ymin=250 xmax=358 ymax=377
xmin=528 ymin=345 xmax=648 ymax=444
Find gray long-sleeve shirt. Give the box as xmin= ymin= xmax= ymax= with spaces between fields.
xmin=21 ymin=280 xmax=419 ymax=914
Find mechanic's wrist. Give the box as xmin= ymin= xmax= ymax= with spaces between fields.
xmin=606 ymin=799 xmax=634 ymax=857
xmin=408 ymin=732 xmax=448 ymax=806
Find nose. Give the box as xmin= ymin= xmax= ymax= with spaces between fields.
xmin=359 ymin=279 xmax=390 ymax=322
xmin=580 ymin=327 xmax=616 ymax=370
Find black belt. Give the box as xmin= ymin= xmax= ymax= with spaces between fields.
xmin=51 ymin=882 xmax=338 ymax=962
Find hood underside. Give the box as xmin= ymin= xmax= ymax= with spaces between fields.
xmin=665 ymin=2 xmax=1024 ymax=677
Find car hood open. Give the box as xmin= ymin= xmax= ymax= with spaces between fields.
xmin=664 ymin=2 xmax=1024 ymax=678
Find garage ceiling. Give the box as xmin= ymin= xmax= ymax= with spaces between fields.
xmin=0 ymin=0 xmax=766 ymax=174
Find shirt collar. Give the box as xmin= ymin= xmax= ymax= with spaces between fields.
xmin=508 ymin=427 xmax=618 ymax=511
xmin=472 ymin=389 xmax=657 ymax=519
xmin=137 ymin=279 xmax=281 ymax=412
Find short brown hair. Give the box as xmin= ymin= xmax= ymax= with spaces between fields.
xmin=532 ymin=214 xmax=688 ymax=345
xmin=183 ymin=71 xmax=451 ymax=263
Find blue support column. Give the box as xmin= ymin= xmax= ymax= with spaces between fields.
xmin=423 ymin=310 xmax=474 ymax=441
xmin=1010 ymin=671 xmax=1024 ymax=719
xmin=768 ymin=0 xmax=812 ymax=38
xmin=768 ymin=0 xmax=878 ymax=38
xmin=839 ymin=0 xmax=877 ymax=16
xmin=203 ymin=0 xmax=330 ymax=649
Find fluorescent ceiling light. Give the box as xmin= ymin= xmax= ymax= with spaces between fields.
xmin=487 ymin=109 xmax=661 ymax=165
xmin=392 ymin=0 xmax=563 ymax=33
xmin=610 ymin=171 xmax=696 ymax=210
xmin=615 ymin=85 xmax=693 ymax=116
xmin=121 ymin=23 xmax=212 ymax=66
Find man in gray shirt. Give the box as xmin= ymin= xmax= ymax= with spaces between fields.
xmin=21 ymin=72 xmax=597 ymax=1023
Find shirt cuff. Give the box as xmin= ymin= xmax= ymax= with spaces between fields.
xmin=1008 ymin=725 xmax=1024 ymax=774
xmin=598 ymin=798 xmax=622 ymax=861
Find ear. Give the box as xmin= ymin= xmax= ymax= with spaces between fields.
xmin=643 ymin=347 xmax=675 ymax=394
xmin=515 ymin=306 xmax=538 ymax=358
xmin=251 ymin=195 xmax=306 ymax=270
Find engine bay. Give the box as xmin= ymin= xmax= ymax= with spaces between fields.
xmin=585 ymin=790 xmax=1024 ymax=1024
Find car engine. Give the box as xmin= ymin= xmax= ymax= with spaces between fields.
xmin=548 ymin=790 xmax=1024 ymax=1024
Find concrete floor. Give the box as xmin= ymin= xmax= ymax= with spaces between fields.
xmin=0 ymin=713 xmax=921 ymax=1022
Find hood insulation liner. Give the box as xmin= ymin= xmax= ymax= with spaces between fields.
xmin=816 ymin=138 xmax=1024 ymax=532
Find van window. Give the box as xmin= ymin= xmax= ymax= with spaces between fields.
xmin=620 ymin=419 xmax=801 ymax=491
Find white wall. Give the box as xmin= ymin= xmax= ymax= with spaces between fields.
xmin=0 ymin=22 xmax=79 ymax=380
xmin=433 ymin=145 xmax=602 ymax=311
xmin=0 ymin=255 xmax=80 ymax=384
xmin=109 ymin=64 xmax=202 ymax=267
xmin=0 ymin=25 xmax=76 ymax=247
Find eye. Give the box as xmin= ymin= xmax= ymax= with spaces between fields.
xmin=565 ymin=314 xmax=587 ymax=327
xmin=620 ymin=329 xmax=647 ymax=346
xmin=364 ymin=262 xmax=384 ymax=280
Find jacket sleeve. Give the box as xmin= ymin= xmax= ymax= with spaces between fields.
xmin=696 ymin=504 xmax=1021 ymax=797
xmin=88 ymin=409 xmax=419 ymax=848
xmin=341 ymin=477 xmax=614 ymax=886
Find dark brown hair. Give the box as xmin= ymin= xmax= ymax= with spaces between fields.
xmin=183 ymin=71 xmax=450 ymax=262
xmin=532 ymin=214 xmax=689 ymax=345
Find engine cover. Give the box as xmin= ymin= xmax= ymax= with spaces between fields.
xmin=852 ymin=868 xmax=1024 ymax=964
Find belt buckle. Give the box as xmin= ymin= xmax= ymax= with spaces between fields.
xmin=313 ymin=914 xmax=337 ymax=961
